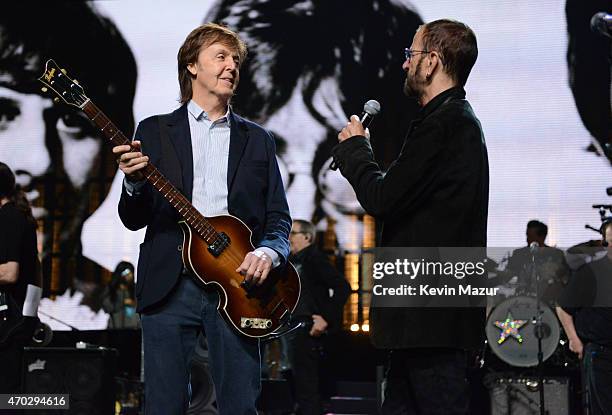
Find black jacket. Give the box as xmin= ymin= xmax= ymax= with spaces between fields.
xmin=118 ymin=105 xmax=291 ymax=312
xmin=332 ymin=87 xmax=489 ymax=349
xmin=290 ymin=244 xmax=350 ymax=333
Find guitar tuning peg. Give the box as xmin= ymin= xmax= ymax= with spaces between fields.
xmin=53 ymin=97 xmax=60 ymax=103
xmin=41 ymin=87 xmax=48 ymax=93
xmin=73 ymin=79 xmax=79 ymax=85
xmin=61 ymin=68 xmax=67 ymax=75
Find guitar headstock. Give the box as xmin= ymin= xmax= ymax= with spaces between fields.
xmin=38 ymin=59 xmax=88 ymax=108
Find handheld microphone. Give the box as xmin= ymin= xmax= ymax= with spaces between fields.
xmin=529 ymin=241 xmax=539 ymax=254
xmin=330 ymin=99 xmax=381 ymax=171
xmin=591 ymin=12 xmax=612 ymax=38
xmin=360 ymin=99 xmax=381 ymax=127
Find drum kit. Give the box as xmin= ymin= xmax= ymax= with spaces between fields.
xmin=483 ymin=204 xmax=611 ymax=414
xmin=485 ymin=250 xmax=571 ymax=367
xmin=483 ymin=254 xmax=574 ymax=414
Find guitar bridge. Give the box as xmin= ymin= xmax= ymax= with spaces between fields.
xmin=208 ymin=232 xmax=230 ymax=257
xmin=241 ymin=317 xmax=273 ymax=329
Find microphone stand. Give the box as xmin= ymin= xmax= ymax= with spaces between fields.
xmin=530 ymin=244 xmax=548 ymax=415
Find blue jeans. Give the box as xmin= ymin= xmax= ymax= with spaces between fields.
xmin=141 ymin=275 xmax=261 ymax=414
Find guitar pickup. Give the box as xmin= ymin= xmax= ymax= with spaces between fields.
xmin=208 ymin=232 xmax=230 ymax=257
xmin=241 ymin=317 xmax=272 ymax=329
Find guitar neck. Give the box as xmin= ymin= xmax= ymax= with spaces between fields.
xmin=81 ymin=100 xmax=217 ymax=243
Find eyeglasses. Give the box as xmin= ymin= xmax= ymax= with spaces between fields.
xmin=404 ymin=48 xmax=430 ymax=62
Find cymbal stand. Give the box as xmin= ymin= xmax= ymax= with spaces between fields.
xmin=530 ymin=243 xmax=548 ymax=415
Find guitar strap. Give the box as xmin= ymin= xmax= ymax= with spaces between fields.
xmin=157 ymin=114 xmax=184 ymax=193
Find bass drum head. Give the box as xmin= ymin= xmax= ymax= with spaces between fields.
xmin=486 ymin=296 xmax=560 ymax=367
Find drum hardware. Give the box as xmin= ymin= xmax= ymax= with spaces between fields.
xmin=584 ymin=224 xmax=602 ymax=234
xmin=593 ymin=204 xmax=612 ymax=247
xmin=529 ymin=242 xmax=547 ymax=415
xmin=592 ymin=204 xmax=612 ymax=214
xmin=572 ymin=205 xmax=612 ymax=268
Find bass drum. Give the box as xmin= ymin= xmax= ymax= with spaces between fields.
xmin=486 ymin=296 xmax=560 ymax=367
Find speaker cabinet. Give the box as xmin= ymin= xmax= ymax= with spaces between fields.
xmin=487 ymin=375 xmax=570 ymax=415
xmin=22 ymin=347 xmax=117 ymax=415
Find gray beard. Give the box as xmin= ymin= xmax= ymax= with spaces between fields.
xmin=403 ymin=76 xmax=420 ymax=99
xmin=403 ymin=59 xmax=429 ymax=101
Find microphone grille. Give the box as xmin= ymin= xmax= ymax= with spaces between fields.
xmin=591 ymin=12 xmax=608 ymax=34
xmin=363 ymin=99 xmax=381 ymax=116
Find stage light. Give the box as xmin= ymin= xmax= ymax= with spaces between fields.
xmin=361 ymin=323 xmax=369 ymax=332
xmin=350 ymin=323 xmax=360 ymax=332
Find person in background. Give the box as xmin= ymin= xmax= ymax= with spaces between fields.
xmin=505 ymin=220 xmax=570 ymax=304
xmin=102 ymin=261 xmax=138 ymax=329
xmin=557 ymin=220 xmax=612 ymax=415
xmin=0 ymin=162 xmax=40 ymax=393
xmin=288 ymin=219 xmax=350 ymax=414
xmin=0 ymin=3 xmax=137 ymax=305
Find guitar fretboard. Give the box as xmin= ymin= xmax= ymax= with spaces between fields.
xmin=82 ymin=101 xmax=218 ymax=244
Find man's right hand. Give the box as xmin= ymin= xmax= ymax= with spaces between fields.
xmin=112 ymin=140 xmax=149 ymax=182
xmin=337 ymin=115 xmax=366 ymax=143
xmin=309 ymin=314 xmax=328 ymax=337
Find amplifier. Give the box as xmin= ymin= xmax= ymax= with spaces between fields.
xmin=22 ymin=347 xmax=117 ymax=415
xmin=487 ymin=375 xmax=570 ymax=415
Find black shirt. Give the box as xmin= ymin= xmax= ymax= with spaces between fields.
xmin=560 ymin=256 xmax=612 ymax=346
xmin=0 ymin=202 xmax=37 ymax=312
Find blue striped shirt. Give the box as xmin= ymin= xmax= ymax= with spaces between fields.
xmin=187 ymin=100 xmax=230 ymax=217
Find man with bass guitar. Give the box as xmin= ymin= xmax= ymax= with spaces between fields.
xmin=113 ymin=23 xmax=292 ymax=414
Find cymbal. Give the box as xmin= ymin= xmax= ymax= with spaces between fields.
xmin=567 ymin=239 xmax=605 ymax=255
xmin=484 ymin=257 xmax=499 ymax=271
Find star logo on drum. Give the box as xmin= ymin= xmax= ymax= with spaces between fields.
xmin=494 ymin=313 xmax=528 ymax=344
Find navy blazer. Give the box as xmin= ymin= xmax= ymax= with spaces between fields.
xmin=118 ymin=104 xmax=291 ymax=312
